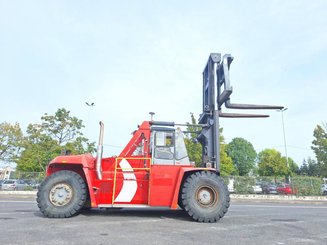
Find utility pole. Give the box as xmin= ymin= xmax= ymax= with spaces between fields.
xmin=277 ymin=108 xmax=290 ymax=183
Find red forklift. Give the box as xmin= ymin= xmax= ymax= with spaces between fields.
xmin=37 ymin=53 xmax=283 ymax=222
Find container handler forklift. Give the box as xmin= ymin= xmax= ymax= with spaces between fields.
xmin=37 ymin=53 xmax=283 ymax=222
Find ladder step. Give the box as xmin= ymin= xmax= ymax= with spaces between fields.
xmin=98 ymin=204 xmax=150 ymax=208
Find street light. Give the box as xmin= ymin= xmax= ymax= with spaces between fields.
xmin=85 ymin=102 xmax=95 ymax=107
xmin=277 ymin=108 xmax=290 ymax=182
xmin=85 ymin=102 xmax=95 ymax=137
xmin=85 ymin=102 xmax=95 ymax=122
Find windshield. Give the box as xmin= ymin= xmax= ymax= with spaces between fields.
xmin=4 ymin=180 xmax=14 ymax=184
xmin=151 ymin=128 xmax=190 ymax=165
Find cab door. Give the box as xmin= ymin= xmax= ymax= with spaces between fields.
xmin=151 ymin=128 xmax=190 ymax=165
xmin=152 ymin=129 xmax=175 ymax=165
xmin=112 ymin=157 xmax=151 ymax=205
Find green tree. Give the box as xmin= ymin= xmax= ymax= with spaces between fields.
xmin=184 ymin=113 xmax=202 ymax=164
xmin=299 ymin=160 xmax=309 ymax=176
xmin=307 ymin=157 xmax=320 ymax=176
xmin=311 ymin=123 xmax=327 ymax=177
xmin=17 ymin=125 xmax=60 ymax=172
xmin=184 ymin=113 xmax=235 ymax=176
xmin=283 ymin=157 xmax=299 ymax=176
xmin=220 ymin=142 xmax=235 ymax=176
xmin=40 ymin=108 xmax=95 ymax=153
xmin=299 ymin=157 xmax=320 ymax=176
xmin=41 ymin=108 xmax=84 ymax=145
xmin=257 ymin=149 xmax=289 ymax=182
xmin=226 ymin=137 xmax=257 ymax=176
xmin=0 ymin=122 xmax=23 ymax=163
xmin=16 ymin=108 xmax=95 ymax=172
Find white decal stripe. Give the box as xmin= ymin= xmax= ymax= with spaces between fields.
xmin=114 ymin=158 xmax=138 ymax=202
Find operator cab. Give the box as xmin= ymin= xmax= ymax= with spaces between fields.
xmin=150 ymin=126 xmax=190 ymax=165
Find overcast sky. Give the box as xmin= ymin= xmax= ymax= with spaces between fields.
xmin=1 ymin=0 xmax=326 ymax=166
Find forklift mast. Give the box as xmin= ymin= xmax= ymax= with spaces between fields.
xmin=198 ymin=53 xmax=283 ymax=172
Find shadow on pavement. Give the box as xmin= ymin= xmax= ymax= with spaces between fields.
xmin=34 ymin=207 xmax=192 ymax=222
xmin=80 ymin=208 xmax=192 ymax=221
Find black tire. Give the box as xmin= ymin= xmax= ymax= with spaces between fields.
xmin=181 ymin=171 xmax=230 ymax=223
xmin=178 ymin=193 xmax=185 ymax=210
xmin=37 ymin=170 xmax=87 ymax=218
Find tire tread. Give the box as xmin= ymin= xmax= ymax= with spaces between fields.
xmin=36 ymin=170 xmax=87 ymax=218
xmin=181 ymin=171 xmax=230 ymax=223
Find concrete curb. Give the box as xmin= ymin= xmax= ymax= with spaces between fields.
xmin=231 ymin=194 xmax=327 ymax=201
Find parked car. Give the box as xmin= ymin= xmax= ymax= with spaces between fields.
xmin=23 ymin=179 xmax=37 ymax=188
xmin=23 ymin=179 xmax=33 ymax=186
xmin=261 ymin=183 xmax=277 ymax=194
xmin=277 ymin=183 xmax=297 ymax=195
xmin=252 ymin=183 xmax=262 ymax=194
xmin=1 ymin=179 xmax=28 ymax=191
xmin=29 ymin=180 xmax=41 ymax=189
xmin=321 ymin=184 xmax=327 ymax=195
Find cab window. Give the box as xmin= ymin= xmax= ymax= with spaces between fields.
xmin=154 ymin=131 xmax=174 ymax=160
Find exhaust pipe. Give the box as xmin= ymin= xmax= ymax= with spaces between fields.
xmin=96 ymin=121 xmax=104 ymax=180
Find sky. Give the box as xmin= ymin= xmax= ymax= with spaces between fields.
xmin=1 ymin=0 xmax=327 ymax=166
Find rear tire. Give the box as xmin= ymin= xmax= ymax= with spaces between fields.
xmin=37 ymin=170 xmax=87 ymax=218
xmin=181 ymin=171 xmax=230 ymax=223
xmin=178 ymin=194 xmax=185 ymax=210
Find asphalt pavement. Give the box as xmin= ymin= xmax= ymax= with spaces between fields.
xmin=0 ymin=195 xmax=326 ymax=245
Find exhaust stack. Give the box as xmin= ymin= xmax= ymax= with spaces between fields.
xmin=96 ymin=121 xmax=104 ymax=180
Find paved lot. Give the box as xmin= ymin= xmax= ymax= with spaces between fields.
xmin=0 ymin=195 xmax=326 ymax=245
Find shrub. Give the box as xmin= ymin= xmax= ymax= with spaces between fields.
xmin=291 ymin=176 xmax=322 ymax=196
xmin=23 ymin=186 xmax=34 ymax=191
xmin=234 ymin=176 xmax=255 ymax=194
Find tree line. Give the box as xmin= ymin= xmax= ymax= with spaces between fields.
xmin=0 ymin=108 xmax=95 ymax=172
xmin=1 ymin=109 xmax=326 ymax=178
xmin=184 ymin=113 xmax=327 ymax=178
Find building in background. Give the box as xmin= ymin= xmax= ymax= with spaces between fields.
xmin=0 ymin=166 xmax=13 ymax=180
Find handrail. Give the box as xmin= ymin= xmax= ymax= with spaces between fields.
xmin=112 ymin=157 xmax=152 ymax=204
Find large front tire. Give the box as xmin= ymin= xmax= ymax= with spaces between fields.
xmin=181 ymin=171 xmax=230 ymax=223
xmin=37 ymin=170 xmax=87 ymax=218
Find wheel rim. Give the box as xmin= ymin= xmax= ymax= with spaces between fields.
xmin=49 ymin=183 xmax=73 ymax=207
xmin=196 ymin=185 xmax=218 ymax=207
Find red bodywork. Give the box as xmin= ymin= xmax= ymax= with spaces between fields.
xmin=276 ymin=184 xmax=297 ymax=195
xmin=46 ymin=121 xmax=213 ymax=209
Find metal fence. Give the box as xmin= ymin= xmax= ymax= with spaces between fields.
xmin=8 ymin=171 xmax=45 ymax=182
xmin=222 ymin=176 xmax=325 ymax=196
xmin=0 ymin=172 xmax=45 ymax=191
